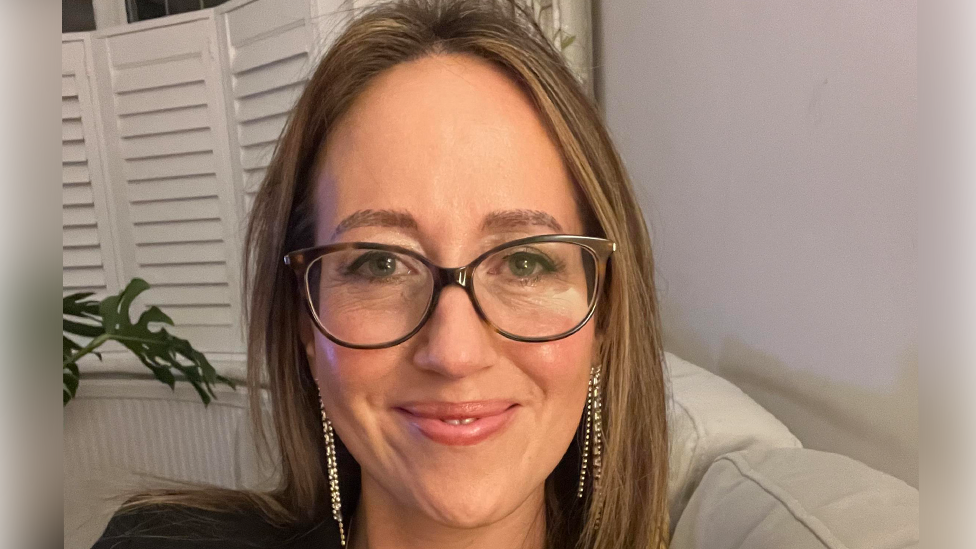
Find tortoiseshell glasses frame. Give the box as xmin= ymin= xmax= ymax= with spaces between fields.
xmin=284 ymin=234 xmax=616 ymax=349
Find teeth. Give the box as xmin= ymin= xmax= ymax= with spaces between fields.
xmin=442 ymin=418 xmax=477 ymax=425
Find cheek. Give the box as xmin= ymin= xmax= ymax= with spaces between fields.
xmin=503 ymin=324 xmax=596 ymax=438
xmin=507 ymin=326 xmax=596 ymax=484
xmin=311 ymin=332 xmax=405 ymax=411
xmin=510 ymin=323 xmax=596 ymax=385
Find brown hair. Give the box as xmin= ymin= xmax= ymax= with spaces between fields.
xmin=125 ymin=2 xmax=669 ymax=548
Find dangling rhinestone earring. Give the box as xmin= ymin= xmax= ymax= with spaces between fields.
xmin=319 ymin=395 xmax=346 ymax=547
xmin=578 ymin=365 xmax=604 ymax=498
xmin=591 ymin=364 xmax=604 ymax=487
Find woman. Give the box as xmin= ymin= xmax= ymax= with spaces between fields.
xmin=93 ymin=1 xmax=669 ymax=548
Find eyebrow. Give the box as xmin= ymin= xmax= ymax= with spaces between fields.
xmin=330 ymin=208 xmax=563 ymax=239
xmin=479 ymin=209 xmax=563 ymax=233
xmin=331 ymin=209 xmax=419 ymax=239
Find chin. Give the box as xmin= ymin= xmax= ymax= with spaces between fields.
xmin=410 ymin=474 xmax=515 ymax=528
xmin=422 ymin=500 xmax=507 ymax=529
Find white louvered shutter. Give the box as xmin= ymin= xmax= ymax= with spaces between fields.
xmin=91 ymin=14 xmax=245 ymax=354
xmin=62 ymin=35 xmax=120 ymax=298
xmin=218 ymin=0 xmax=316 ymax=215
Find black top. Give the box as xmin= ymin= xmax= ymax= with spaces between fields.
xmin=91 ymin=506 xmax=343 ymax=549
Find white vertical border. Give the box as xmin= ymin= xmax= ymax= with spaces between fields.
xmin=212 ymin=1 xmax=258 ymax=364
xmin=211 ymin=6 xmax=245 ymax=221
xmin=921 ymin=0 xmax=972 ymax=547
xmin=5 ymin=2 xmax=61 ymax=546
xmin=80 ymin=32 xmax=128 ymax=294
xmin=202 ymin=11 xmax=248 ymax=355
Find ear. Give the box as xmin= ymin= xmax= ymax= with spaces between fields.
xmin=297 ymin=308 xmax=317 ymax=367
xmin=592 ymin=329 xmax=606 ymax=367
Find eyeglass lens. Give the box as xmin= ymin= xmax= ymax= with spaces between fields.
xmin=305 ymin=241 xmax=599 ymax=347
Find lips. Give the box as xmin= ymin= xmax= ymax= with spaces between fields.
xmin=395 ymin=400 xmax=519 ymax=446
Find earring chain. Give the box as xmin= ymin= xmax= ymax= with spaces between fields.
xmin=320 ymin=396 xmax=347 ymax=547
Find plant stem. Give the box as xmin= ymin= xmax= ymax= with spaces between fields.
xmin=63 ymin=334 xmax=109 ymax=367
xmin=62 ymin=334 xmax=169 ymax=368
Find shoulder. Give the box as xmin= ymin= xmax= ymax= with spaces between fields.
xmin=91 ymin=504 xmax=337 ymax=549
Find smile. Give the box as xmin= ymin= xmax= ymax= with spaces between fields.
xmin=394 ymin=400 xmax=519 ymax=446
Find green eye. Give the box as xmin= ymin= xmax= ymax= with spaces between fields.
xmin=347 ymin=252 xmax=399 ymax=279
xmin=507 ymin=252 xmax=543 ymax=277
xmin=366 ymin=254 xmax=397 ymax=277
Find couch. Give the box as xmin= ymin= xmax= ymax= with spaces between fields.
xmin=63 ymin=353 xmax=919 ymax=548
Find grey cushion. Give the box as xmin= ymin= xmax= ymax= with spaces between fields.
xmin=670 ymin=447 xmax=919 ymax=549
xmin=666 ymin=352 xmax=802 ymax=525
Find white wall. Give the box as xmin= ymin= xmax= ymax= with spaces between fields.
xmin=597 ymin=1 xmax=917 ymax=485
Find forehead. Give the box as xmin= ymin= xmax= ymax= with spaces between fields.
xmin=312 ymin=53 xmax=582 ymax=248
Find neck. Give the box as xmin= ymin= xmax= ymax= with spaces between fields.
xmin=349 ymin=473 xmax=547 ymax=549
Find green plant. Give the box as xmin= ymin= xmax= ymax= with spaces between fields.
xmin=63 ymin=278 xmax=235 ymax=406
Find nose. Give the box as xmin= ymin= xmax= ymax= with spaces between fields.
xmin=411 ymin=285 xmax=497 ymax=379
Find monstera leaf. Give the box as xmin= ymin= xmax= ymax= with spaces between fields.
xmin=62 ymin=278 xmax=235 ymax=406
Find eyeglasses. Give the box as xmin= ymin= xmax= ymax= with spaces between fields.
xmin=284 ymin=234 xmax=616 ymax=349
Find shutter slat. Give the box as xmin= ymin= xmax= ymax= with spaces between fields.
xmin=145 ymin=284 xmax=231 ymax=306
xmin=63 ymin=226 xmax=100 ymax=247
xmin=232 ymin=54 xmax=308 ymax=99
xmin=63 ymin=119 xmax=84 ymax=141
xmin=62 ymin=97 xmax=82 ymax=120
xmin=124 ymin=151 xmax=216 ymax=181
xmin=148 ymin=305 xmax=233 ymax=327
xmin=121 ymin=128 xmax=214 ymax=160
xmin=63 ymin=184 xmax=95 ymax=206
xmin=140 ymin=263 xmax=228 ymax=285
xmin=63 ymin=205 xmax=98 ymax=227
xmin=107 ymin=21 xmax=206 ymax=67
xmin=243 ymin=168 xmax=266 ymax=193
xmin=114 ymin=56 xmax=206 ymax=94
xmin=136 ymin=241 xmax=227 ymax=266
xmin=130 ymin=196 xmax=222 ymax=224
xmin=63 ymin=246 xmax=104 ymax=268
xmin=63 ymin=266 xmax=107 ymax=288
xmin=133 ymin=219 xmax=224 ymax=245
xmin=62 ymin=141 xmax=88 ymax=163
xmin=63 ymin=163 xmax=91 ymax=184
xmin=119 ymin=105 xmax=211 ymax=138
xmin=238 ymin=113 xmax=287 ymax=147
xmin=234 ymin=82 xmax=303 ymax=122
xmin=116 ymin=81 xmax=209 ymax=116
xmin=62 ymin=75 xmax=78 ymax=98
xmin=128 ymin=174 xmax=219 ymax=203
xmin=240 ymin=142 xmax=276 ymax=171
xmin=231 ymin=25 xmax=308 ymax=74
xmin=225 ymin=0 xmax=307 ymax=46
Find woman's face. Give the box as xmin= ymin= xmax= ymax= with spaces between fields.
xmin=306 ymin=54 xmax=595 ymax=528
